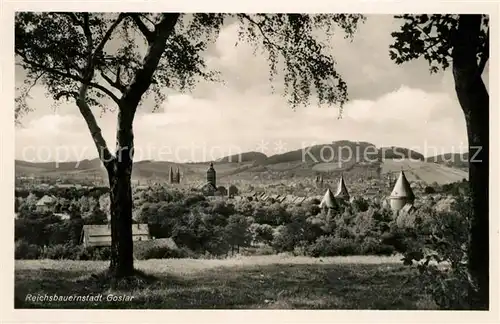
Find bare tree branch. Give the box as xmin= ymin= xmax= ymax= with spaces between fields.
xmin=73 ymin=14 xmax=128 ymax=167
xmin=415 ymin=25 xmax=445 ymax=59
xmin=121 ymin=13 xmax=180 ymax=112
xmin=129 ymin=14 xmax=154 ymax=43
xmin=82 ymin=13 xmax=94 ymax=70
xmin=92 ymin=14 xmax=126 ymax=60
xmin=75 ymin=83 xmax=115 ymax=168
xmin=238 ymin=14 xmax=285 ymax=54
xmin=60 ymin=13 xmax=83 ymax=26
xmin=17 ymin=51 xmax=121 ymax=104
xmin=26 ymin=71 xmax=45 ymax=94
xmin=423 ymin=37 xmax=443 ymax=53
xmin=101 ymin=66 xmax=126 ymax=93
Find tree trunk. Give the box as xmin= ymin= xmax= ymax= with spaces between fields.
xmin=72 ymin=13 xmax=180 ymax=279
xmin=107 ymin=159 xmax=134 ymax=277
xmin=458 ymin=82 xmax=489 ymax=309
xmin=107 ymin=107 xmax=136 ymax=278
xmin=453 ymin=14 xmax=489 ymax=310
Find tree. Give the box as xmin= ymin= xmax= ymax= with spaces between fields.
xmin=83 ymin=205 xmax=108 ymax=225
xmin=249 ymin=223 xmax=274 ymax=245
xmin=225 ymin=215 xmax=252 ymax=254
xmin=389 ymin=14 xmax=489 ymax=309
xmin=15 ymin=13 xmax=363 ymax=278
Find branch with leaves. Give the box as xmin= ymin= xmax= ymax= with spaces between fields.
xmin=389 ymin=14 xmax=488 ymax=75
xmin=16 ymin=12 xmax=366 ymax=162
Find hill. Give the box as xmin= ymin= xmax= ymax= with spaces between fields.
xmin=264 ymin=141 xmax=380 ymax=165
xmin=15 ymin=141 xmax=468 ymax=186
xmin=217 ymin=151 xmax=267 ymax=163
xmin=381 ymin=159 xmax=468 ymax=184
xmin=426 ymin=153 xmax=469 ymax=170
xmin=379 ymin=146 xmax=425 ymax=161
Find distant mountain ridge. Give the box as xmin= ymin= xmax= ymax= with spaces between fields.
xmin=426 ymin=152 xmax=469 ymax=169
xmin=217 ymin=151 xmax=267 ymax=163
xmin=15 ymin=140 xmax=468 ymax=185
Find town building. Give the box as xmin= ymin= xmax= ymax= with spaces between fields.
xmin=319 ymin=188 xmax=338 ymax=214
xmin=387 ymin=170 xmax=415 ymax=212
xmin=80 ymin=224 xmax=150 ymax=248
xmin=169 ymin=167 xmax=181 ymax=184
xmin=334 ymin=174 xmax=350 ymax=201
xmin=35 ymin=195 xmax=57 ymax=213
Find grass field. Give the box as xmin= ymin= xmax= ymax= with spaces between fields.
xmin=15 ymin=255 xmax=437 ymax=309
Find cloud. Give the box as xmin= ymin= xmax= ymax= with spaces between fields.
xmin=16 ymin=83 xmax=468 ymax=162
xmin=14 ymin=15 xmax=469 ymax=163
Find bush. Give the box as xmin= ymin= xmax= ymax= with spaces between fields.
xmin=424 ymin=186 xmax=436 ymax=194
xmin=360 ymin=238 xmax=395 ymax=256
xmin=40 ymin=244 xmax=71 ymax=259
xmin=239 ymin=245 xmax=274 ymax=256
xmin=89 ymin=246 xmax=111 ymax=260
xmin=249 ymin=223 xmax=274 ymax=245
xmin=40 ymin=243 xmax=96 ymax=260
xmin=134 ymin=238 xmax=196 ymax=260
xmin=15 ymin=240 xmax=41 ymax=259
xmin=135 ymin=246 xmax=189 ymax=260
xmin=14 ymin=240 xmax=113 ymax=261
xmin=63 ymin=245 xmax=110 ymax=261
xmin=271 ymin=225 xmax=297 ymax=252
xmin=306 ymin=236 xmax=361 ymax=257
xmin=401 ymin=192 xmax=475 ymax=309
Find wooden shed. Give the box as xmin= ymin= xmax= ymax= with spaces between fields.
xmin=80 ymin=224 xmax=150 ymax=248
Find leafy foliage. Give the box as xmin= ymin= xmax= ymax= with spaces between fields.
xmin=400 ymin=192 xmax=475 ymax=309
xmin=16 ymin=13 xmax=365 ymax=124
xmin=389 ymin=14 xmax=489 ymax=73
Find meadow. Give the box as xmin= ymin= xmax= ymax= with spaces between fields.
xmin=15 ymin=255 xmax=437 ymax=309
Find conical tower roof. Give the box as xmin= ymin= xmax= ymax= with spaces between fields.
xmin=390 ymin=171 xmax=415 ymax=201
xmin=334 ymin=174 xmax=350 ymax=199
xmin=320 ymin=188 xmax=338 ymax=209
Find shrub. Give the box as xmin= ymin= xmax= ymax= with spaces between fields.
xmin=184 ymin=194 xmax=206 ymax=207
xmin=90 ymin=246 xmax=111 ymax=260
xmin=239 ymin=245 xmax=274 ymax=256
xmin=72 ymin=246 xmax=111 ymax=261
xmin=401 ymin=192 xmax=475 ymax=309
xmin=135 ymin=246 xmax=189 ymax=260
xmin=306 ymin=236 xmax=361 ymax=257
xmin=360 ymin=238 xmax=395 ymax=256
xmin=308 ymin=198 xmax=321 ymax=205
xmin=74 ymin=245 xmax=92 ymax=260
xmin=15 ymin=240 xmax=41 ymax=259
xmin=424 ymin=186 xmax=436 ymax=194
xmin=271 ymin=225 xmax=297 ymax=252
xmin=134 ymin=238 xmax=196 ymax=260
xmin=249 ymin=223 xmax=274 ymax=245
xmin=40 ymin=244 xmax=68 ymax=259
xmin=39 ymin=243 xmax=87 ymax=260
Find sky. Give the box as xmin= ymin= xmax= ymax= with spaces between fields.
xmin=15 ymin=14 xmax=487 ymax=163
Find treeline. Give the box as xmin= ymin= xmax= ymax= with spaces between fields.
xmin=15 ymin=186 xmax=109 ymax=199
xmin=15 ymin=181 xmax=469 ymax=261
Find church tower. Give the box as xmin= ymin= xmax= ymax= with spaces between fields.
xmin=176 ymin=168 xmax=181 ymax=183
xmin=207 ymin=162 xmax=216 ymax=188
xmin=169 ymin=167 xmax=174 ymax=184
xmin=334 ymin=174 xmax=350 ymax=201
